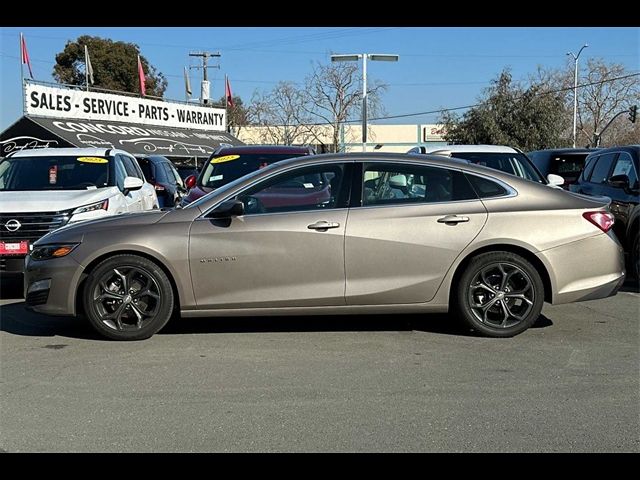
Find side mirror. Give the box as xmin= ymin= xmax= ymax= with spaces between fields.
xmin=123 ymin=176 xmax=144 ymax=194
xmin=607 ymin=174 xmax=630 ymax=189
xmin=185 ymin=175 xmax=197 ymax=190
xmin=207 ymin=200 xmax=244 ymax=219
xmin=547 ymin=174 xmax=565 ymax=187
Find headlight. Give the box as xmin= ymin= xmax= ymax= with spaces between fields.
xmin=72 ymin=199 xmax=109 ymax=215
xmin=31 ymin=243 xmax=79 ymax=260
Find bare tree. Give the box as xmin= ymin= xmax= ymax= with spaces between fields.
xmin=303 ymin=61 xmax=387 ymax=152
xmin=576 ymin=59 xmax=639 ymax=147
xmin=534 ymin=59 xmax=639 ymax=147
xmin=249 ymin=81 xmax=315 ymax=145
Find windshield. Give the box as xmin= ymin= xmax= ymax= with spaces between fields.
xmin=449 ymin=152 xmax=545 ymax=183
xmin=200 ymin=153 xmax=304 ymax=189
xmin=548 ymin=154 xmax=589 ymax=182
xmin=0 ymin=155 xmax=110 ymax=191
xmin=185 ymin=162 xmax=282 ymax=210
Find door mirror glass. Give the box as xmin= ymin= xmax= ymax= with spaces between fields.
xmin=607 ymin=174 xmax=630 ymax=189
xmin=123 ymin=176 xmax=144 ymax=192
xmin=547 ymin=173 xmax=565 ymax=187
xmin=208 ymin=200 xmax=245 ymax=218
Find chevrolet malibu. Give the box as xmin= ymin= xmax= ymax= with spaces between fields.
xmin=24 ymin=153 xmax=625 ymax=340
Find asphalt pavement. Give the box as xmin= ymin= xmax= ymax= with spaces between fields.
xmin=1 ymin=277 xmax=638 ymax=452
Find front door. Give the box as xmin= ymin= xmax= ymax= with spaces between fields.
xmin=189 ymin=162 xmax=352 ymax=309
xmin=345 ymin=162 xmax=488 ymax=305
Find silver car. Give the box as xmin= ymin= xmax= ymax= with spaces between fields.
xmin=24 ymin=153 xmax=625 ymax=340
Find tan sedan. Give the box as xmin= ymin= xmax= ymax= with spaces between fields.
xmin=24 ymin=153 xmax=625 ymax=340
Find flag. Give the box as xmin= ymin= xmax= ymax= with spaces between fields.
xmin=225 ymin=75 xmax=234 ymax=108
xmin=84 ymin=45 xmax=94 ymax=85
xmin=184 ymin=66 xmax=192 ymax=97
xmin=20 ymin=33 xmax=34 ymax=79
xmin=137 ymin=55 xmax=146 ymax=96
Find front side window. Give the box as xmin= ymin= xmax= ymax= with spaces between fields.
xmin=0 ymin=155 xmax=109 ymax=191
xmin=362 ymin=164 xmax=476 ymax=206
xmin=611 ymin=152 xmax=638 ymax=187
xmin=235 ymin=164 xmax=347 ymax=215
xmin=589 ymin=153 xmax=617 ymax=184
xmin=119 ymin=154 xmax=142 ymax=179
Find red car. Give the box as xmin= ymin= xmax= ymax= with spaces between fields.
xmin=181 ymin=145 xmax=316 ymax=206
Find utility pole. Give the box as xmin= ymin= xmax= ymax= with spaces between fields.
xmin=189 ymin=51 xmax=221 ymax=105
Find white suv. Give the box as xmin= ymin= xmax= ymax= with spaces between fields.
xmin=0 ymin=147 xmax=158 ymax=274
xmin=407 ymin=144 xmax=565 ymax=187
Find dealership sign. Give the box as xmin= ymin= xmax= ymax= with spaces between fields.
xmin=25 ymin=82 xmax=226 ymax=132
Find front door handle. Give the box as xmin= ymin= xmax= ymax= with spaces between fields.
xmin=437 ymin=215 xmax=470 ymax=224
xmin=307 ymin=221 xmax=340 ymax=231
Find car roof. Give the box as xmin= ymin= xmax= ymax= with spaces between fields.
xmin=214 ymin=145 xmax=314 ymax=155
xmin=528 ymin=148 xmax=597 ymax=155
xmin=585 ymin=145 xmax=640 ymax=158
xmin=424 ymin=145 xmax=519 ymax=154
xmin=7 ymin=147 xmax=116 ymax=158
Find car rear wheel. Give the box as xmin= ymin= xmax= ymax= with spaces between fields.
xmin=455 ymin=252 xmax=544 ymax=337
xmin=83 ymin=254 xmax=174 ymax=340
xmin=632 ymin=233 xmax=640 ymax=281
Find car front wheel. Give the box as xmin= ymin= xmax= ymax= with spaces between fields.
xmin=454 ymin=251 xmax=545 ymax=337
xmin=83 ymin=254 xmax=174 ymax=340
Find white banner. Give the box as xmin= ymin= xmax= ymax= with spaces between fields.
xmin=25 ymin=82 xmax=226 ymax=132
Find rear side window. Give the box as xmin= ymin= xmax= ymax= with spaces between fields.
xmin=589 ymin=153 xmax=617 ymax=184
xmin=465 ymin=174 xmax=509 ymax=198
xmin=138 ymin=159 xmax=153 ymax=181
xmin=362 ymin=164 xmax=477 ymax=206
xmin=580 ymin=156 xmax=598 ymax=181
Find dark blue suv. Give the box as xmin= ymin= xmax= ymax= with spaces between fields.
xmin=569 ymin=145 xmax=640 ymax=279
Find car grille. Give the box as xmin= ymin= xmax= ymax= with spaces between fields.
xmin=26 ymin=289 xmax=49 ymax=306
xmin=0 ymin=211 xmax=70 ymax=243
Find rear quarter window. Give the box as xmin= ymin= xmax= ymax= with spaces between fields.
xmin=465 ymin=174 xmax=509 ymax=198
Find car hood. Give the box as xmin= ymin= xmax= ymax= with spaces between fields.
xmin=0 ymin=188 xmax=119 ymax=213
xmin=35 ymin=209 xmax=169 ymax=245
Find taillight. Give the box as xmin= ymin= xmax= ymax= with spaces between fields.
xmin=583 ymin=211 xmax=615 ymax=233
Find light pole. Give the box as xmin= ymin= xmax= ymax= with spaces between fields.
xmin=567 ymin=43 xmax=588 ymax=148
xmin=331 ymin=53 xmax=399 ymax=152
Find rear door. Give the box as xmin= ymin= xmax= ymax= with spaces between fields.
xmin=574 ymin=152 xmax=617 ymax=196
xmin=344 ymin=161 xmax=488 ymax=305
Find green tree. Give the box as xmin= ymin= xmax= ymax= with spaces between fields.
xmin=53 ymin=35 xmax=167 ymax=97
xmin=441 ymin=70 xmax=570 ymax=151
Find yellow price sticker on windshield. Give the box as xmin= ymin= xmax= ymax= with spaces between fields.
xmin=211 ymin=154 xmax=240 ymax=164
xmin=77 ymin=157 xmax=108 ymax=164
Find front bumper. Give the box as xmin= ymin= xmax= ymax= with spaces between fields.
xmin=23 ymin=253 xmax=84 ymax=316
xmin=1 ymin=255 xmax=27 ymax=274
xmin=539 ymin=231 xmax=626 ymax=305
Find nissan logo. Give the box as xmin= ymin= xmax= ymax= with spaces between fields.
xmin=5 ymin=219 xmax=21 ymax=232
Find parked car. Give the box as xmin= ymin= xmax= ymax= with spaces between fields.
xmin=174 ymin=164 xmax=199 ymax=182
xmin=135 ymin=155 xmax=187 ymax=208
xmin=569 ymin=145 xmax=639 ymax=279
xmin=527 ymin=148 xmax=597 ymax=189
xmin=408 ymin=145 xmax=564 ymax=187
xmin=180 ymin=145 xmax=316 ymax=206
xmin=0 ymin=147 xmax=158 ymax=275
xmin=25 ymin=152 xmax=624 ymax=340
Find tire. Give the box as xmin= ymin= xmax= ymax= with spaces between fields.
xmin=454 ymin=251 xmax=545 ymax=338
xmin=83 ymin=254 xmax=174 ymax=340
xmin=632 ymin=233 xmax=640 ymax=282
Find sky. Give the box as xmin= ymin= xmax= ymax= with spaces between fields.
xmin=1 ymin=27 xmax=638 ymax=131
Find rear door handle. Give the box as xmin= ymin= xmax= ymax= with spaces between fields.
xmin=307 ymin=221 xmax=340 ymax=231
xmin=437 ymin=215 xmax=470 ymax=224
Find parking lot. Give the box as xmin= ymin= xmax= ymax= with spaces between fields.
xmin=1 ymin=277 xmax=638 ymax=452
